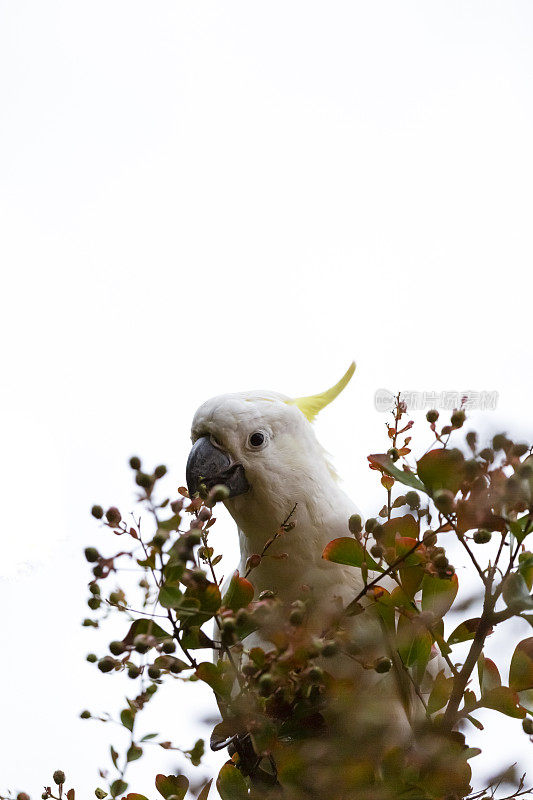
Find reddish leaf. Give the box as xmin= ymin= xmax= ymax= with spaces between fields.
xmin=66 ymin=791 xmax=75 ymax=800
xmin=322 ymin=537 xmax=383 ymax=572
xmin=367 ymin=454 xmax=426 ymax=492
xmin=478 ymin=654 xmax=501 ymax=693
xmin=509 ymin=637 xmax=533 ymax=692
xmin=196 ymin=780 xmax=213 ymax=800
xmin=380 ymin=515 xmax=419 ymax=549
xmin=222 ymin=571 xmax=254 ymax=612
xmin=448 ymin=617 xmax=482 ymax=646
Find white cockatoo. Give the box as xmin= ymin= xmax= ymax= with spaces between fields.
xmin=186 ymin=363 xmax=365 ymax=633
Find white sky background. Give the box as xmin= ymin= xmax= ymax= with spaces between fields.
xmin=1 ymin=0 xmax=533 ymax=795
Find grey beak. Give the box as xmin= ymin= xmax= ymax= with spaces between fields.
xmin=186 ymin=436 xmax=250 ymax=499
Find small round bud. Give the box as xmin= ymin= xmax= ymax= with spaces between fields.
xmin=148 ymin=665 xmax=161 ymax=680
xmin=492 ymin=433 xmax=508 ymax=451
xmin=235 ymin=608 xmax=251 ymax=627
xmin=479 ymin=448 xmax=494 ymax=463
xmin=258 ymin=673 xmax=274 ymax=696
xmin=129 ymin=456 xmax=141 ymax=470
xmin=374 ymin=657 xmax=392 ymax=673
xmin=365 ymin=517 xmax=378 ymax=534
xmin=423 ymin=530 xmax=437 ymax=546
xmin=80 ymin=709 xmax=91 ymax=719
xmin=42 ymin=793 xmax=49 ymax=799
xmin=93 ymin=565 xmax=105 ymax=578
xmin=308 ymin=665 xmax=324 ymax=683
xmin=90 ymin=583 xmax=100 ymax=595
xmin=152 ymin=529 xmax=170 ymax=547
xmin=53 ymin=770 xmax=66 ymax=786
xmin=348 ymin=514 xmax=363 ymax=535
xmin=405 ymin=491 xmax=420 ymax=509
xmin=433 ymin=488 xmax=455 ymax=514
xmin=169 ymin=658 xmax=184 ymax=674
xmin=433 ymin=552 xmax=449 ymax=569
xmin=109 ymin=640 xmax=126 ymax=656
xmin=522 ymin=717 xmax=533 ymax=735
xmin=85 ymin=547 xmax=99 ymax=563
xmin=91 ymin=505 xmax=104 ymax=519
xmin=426 ymin=409 xmax=439 ymax=424
xmin=17 ymin=793 xmax=30 ymax=800
xmin=512 ymin=443 xmax=529 ymax=458
xmin=154 ymin=464 xmax=167 ymax=479
xmin=370 ymin=543 xmax=383 ymax=559
xmin=465 ymin=431 xmax=477 ymax=450
xmin=473 ymin=529 xmax=492 ymax=544
xmin=451 ymin=409 xmax=466 ymax=428
xmin=88 ymin=597 xmax=101 ymax=610
xmin=221 ymin=617 xmax=236 ymax=633
xmin=322 ymin=640 xmax=339 ymax=657
xmin=246 ymin=553 xmax=262 ymax=571
xmin=387 ymin=447 xmax=399 ymax=462
xmin=289 ymin=608 xmax=305 ymax=625
xmin=127 ymin=665 xmax=141 ymax=679
xmin=198 ymin=507 xmax=212 ymax=522
xmin=209 ymin=484 xmax=230 ymax=503
xmin=97 ymin=656 xmax=116 ymax=673
xmin=87 ymin=653 xmax=97 ymax=663
xmin=441 ymin=425 xmax=452 ymax=435
xmin=136 ymin=472 xmax=153 ymax=489
xmin=108 ymin=591 xmax=122 ymax=605
xmin=105 ymin=507 xmax=121 ymax=525
xmin=162 ymin=639 xmax=176 ymax=654
xmin=134 ymin=634 xmax=151 ymax=654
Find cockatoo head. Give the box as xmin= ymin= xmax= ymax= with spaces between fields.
xmin=186 ymin=364 xmax=356 ymax=544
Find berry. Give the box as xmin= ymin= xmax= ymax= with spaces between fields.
xmin=136 ymin=472 xmax=153 ymax=489
xmin=423 ymin=531 xmax=437 ymax=546
xmin=129 ymin=456 xmax=141 ymax=470
xmin=289 ymin=608 xmax=305 ymax=625
xmin=209 ymin=484 xmax=230 ymax=503
xmin=433 ymin=489 xmax=455 ymax=514
xmin=308 ymin=666 xmax=324 ymax=683
xmin=80 ymin=710 xmax=91 ymax=719
xmin=466 ymin=431 xmax=477 ymax=450
xmin=91 ymin=505 xmax=104 ymax=519
xmin=492 ymin=433 xmax=508 ymax=451
xmin=53 ymin=770 xmax=66 ymax=785
xmin=87 ymin=596 xmax=100 ymax=610
xmin=479 ymin=448 xmax=494 ymax=463
xmin=128 ymin=665 xmax=141 ymax=679
xmin=405 ymin=491 xmax=420 ymax=509
xmin=154 ymin=464 xmax=167 ymax=479
xmin=87 ymin=653 xmax=97 ymax=663
xmin=370 ymin=543 xmax=383 ymax=559
xmin=365 ymin=517 xmax=377 ymax=533
xmin=258 ymin=673 xmax=274 ymax=696
xmin=105 ymin=507 xmax=121 ymax=526
xmin=84 ymin=547 xmax=99 ymax=563
xmin=109 ymin=640 xmax=125 ymax=656
xmin=348 ymin=514 xmax=363 ymax=535
xmin=473 ymin=530 xmax=492 ymax=544
xmin=97 ymin=656 xmax=115 ymax=673
xmin=387 ymin=447 xmax=399 ymax=462
xmin=522 ymin=717 xmax=533 ymax=735
xmin=426 ymin=409 xmax=439 ymax=424
xmin=322 ymin=640 xmax=339 ymax=657
xmin=451 ymin=409 xmax=466 ymax=428
xmin=162 ymin=639 xmax=176 ymax=654
xmin=374 ymin=657 xmax=392 ymax=673
xmin=148 ymin=665 xmax=161 ymax=679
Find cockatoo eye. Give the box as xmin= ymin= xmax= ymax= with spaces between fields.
xmin=248 ymin=431 xmax=267 ymax=449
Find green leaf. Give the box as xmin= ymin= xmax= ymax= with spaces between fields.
xmin=180 ymin=626 xmax=212 ymax=650
xmin=140 ymin=733 xmax=158 ymax=741
xmin=478 ymin=654 xmax=501 ymax=694
xmin=502 ymin=572 xmax=533 ymax=611
xmin=110 ymin=746 xmax=119 ymax=769
xmin=397 ymin=615 xmax=432 ymax=670
xmin=122 ymin=618 xmax=172 ymax=647
xmin=421 ymin=573 xmax=458 ymax=618
xmin=481 ymin=686 xmax=525 ymax=718
xmin=509 ymin=637 xmax=533 ymax=692
xmin=448 ymin=618 xmax=481 ymax=646
xmin=416 ymin=448 xmax=465 ymax=493
xmin=157 ymin=514 xmax=181 ymax=531
xmin=222 ymin=570 xmax=254 ymax=612
xmin=322 ymin=537 xmax=383 ymax=572
xmin=158 ymin=585 xmax=185 ymax=610
xmin=196 ymin=780 xmax=213 ymax=800
xmin=510 ymin=513 xmax=533 ymax=545
xmin=120 ymin=708 xmax=135 ymax=732
xmin=427 ymin=670 xmax=454 ymax=714
xmin=368 ymin=454 xmax=426 ymax=493
xmin=110 ymin=780 xmax=128 ymax=799
xmin=126 ymin=744 xmax=142 ymax=762
xmin=155 ymin=774 xmax=189 ymax=800
xmin=184 ymin=581 xmax=222 ymax=624
xmin=195 ymin=661 xmax=233 ymax=699
xmin=216 ymin=763 xmax=249 ymax=800
xmin=521 ymin=614 xmax=533 ymax=628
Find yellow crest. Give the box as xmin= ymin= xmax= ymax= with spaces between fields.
xmin=288 ymin=362 xmax=356 ymax=422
